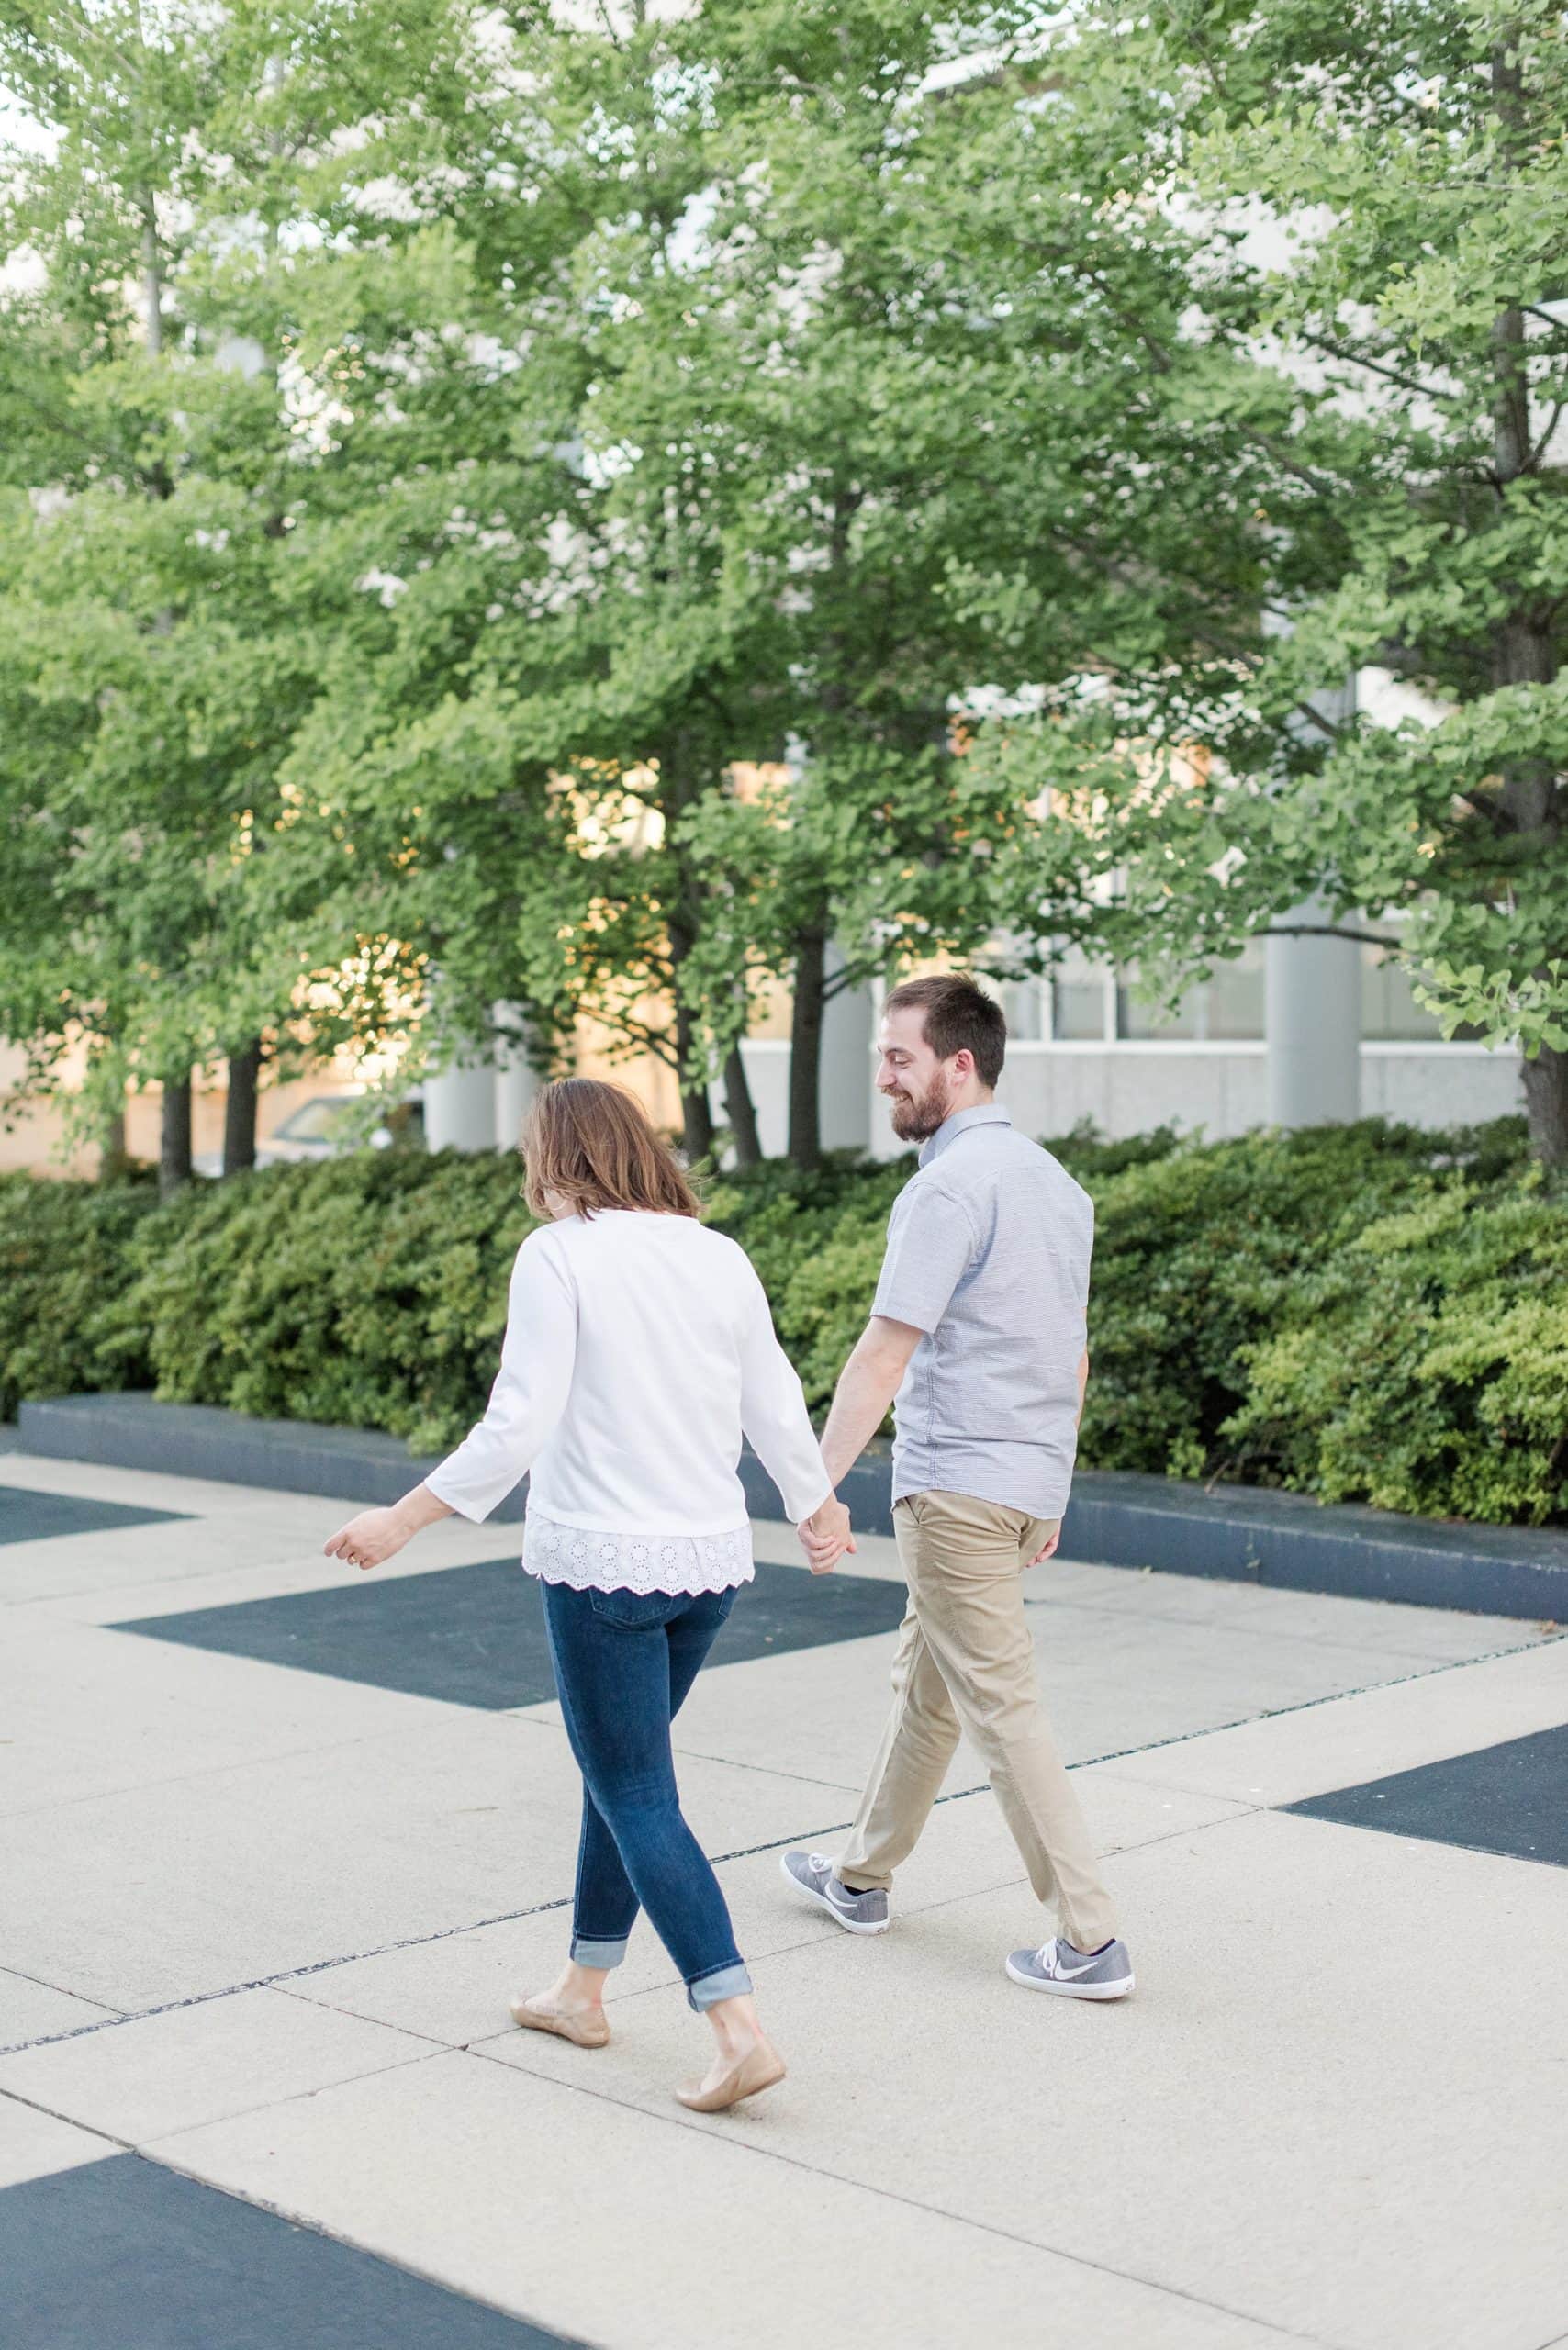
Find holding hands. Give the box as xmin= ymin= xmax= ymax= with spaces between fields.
xmin=799 ymin=1493 xmax=855 ymax=1576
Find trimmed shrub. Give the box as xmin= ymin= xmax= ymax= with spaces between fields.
xmin=3 ymin=1114 xmax=1563 ymax=1526
xmin=1221 ymin=1171 xmax=1568 ymax=1524
xmin=0 ymin=1172 xmax=162 ymax=1418
xmin=94 ymin=1149 xmax=537 ymax=1455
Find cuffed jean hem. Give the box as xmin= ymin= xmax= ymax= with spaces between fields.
xmin=570 ymin=1934 xmax=630 ymax=1969
xmin=686 ymin=1961 xmax=752 ymax=2013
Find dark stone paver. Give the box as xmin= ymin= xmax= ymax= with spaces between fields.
xmin=1285 ymin=1723 xmax=1568 ymax=1868
xmin=0 ymin=2154 xmax=579 ymax=2348
xmin=113 ymin=1555 xmax=908 ymax=1709
xmin=0 ymin=1483 xmax=187 ymax=1546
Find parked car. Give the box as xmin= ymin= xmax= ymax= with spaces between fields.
xmin=192 ymin=1093 xmax=423 ymax=1177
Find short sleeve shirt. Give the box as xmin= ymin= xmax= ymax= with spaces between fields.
xmin=872 ymin=1106 xmax=1093 ymax=1520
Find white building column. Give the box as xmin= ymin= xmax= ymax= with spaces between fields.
xmin=820 ymin=946 xmax=874 ymax=1152
xmin=493 ymin=1006 xmax=541 ymax=1151
xmin=1265 ymin=897 xmax=1361 ymax=1127
xmin=423 ymin=1058 xmax=497 ymax=1152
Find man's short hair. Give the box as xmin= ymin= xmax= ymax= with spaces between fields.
xmin=883 ymin=973 xmax=1006 ymax=1089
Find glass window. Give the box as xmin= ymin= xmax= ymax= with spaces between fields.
xmin=1051 ymin=958 xmax=1109 ymax=1041
xmin=1112 ymin=946 xmax=1262 ymax=1042
xmin=1206 ymin=943 xmax=1265 ymax=1040
xmin=1003 ymin=979 xmax=1045 ymax=1041
xmin=1362 ymin=950 xmax=1445 ymax=1041
xmin=1116 ymin=977 xmax=1201 ymax=1040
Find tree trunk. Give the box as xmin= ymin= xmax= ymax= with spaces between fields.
xmin=1521 ymin=1046 xmax=1568 ymax=1167
xmin=160 ymin=1076 xmax=193 ymax=1202
xmin=222 ymin=1039 xmax=262 ymax=1177
xmin=676 ymin=1001 xmax=715 ymax=1163
xmin=789 ymin=928 xmax=827 ymax=1169
xmin=666 ymin=900 xmax=715 ymax=1163
xmin=99 ymin=1102 xmax=129 ymax=1184
xmin=1488 ymin=44 xmax=1564 ymax=1165
xmin=723 ymin=1042 xmax=763 ymax=1166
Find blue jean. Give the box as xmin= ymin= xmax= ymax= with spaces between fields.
xmin=540 ymin=1578 xmax=753 ymax=2012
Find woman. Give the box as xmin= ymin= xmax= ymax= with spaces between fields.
xmin=324 ymin=1078 xmax=852 ymax=2112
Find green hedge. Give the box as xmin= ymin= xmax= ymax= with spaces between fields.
xmin=3 ymin=1114 xmax=1564 ymax=1526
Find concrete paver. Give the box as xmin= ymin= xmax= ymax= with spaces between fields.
xmin=150 ymin=2053 xmax=1304 ymax=2350
xmin=0 ymin=1609 xmax=477 ymax=1818
xmin=0 ymin=2090 xmax=120 ymax=2190
xmin=483 ymin=1812 xmax=1568 ymax=2350
xmin=0 ymin=1987 xmax=437 ymax=2143
xmin=4 ymin=1451 xmax=1564 ymax=2350
xmin=0 ymin=1711 xmax=843 ymax=2013
xmin=0 ymin=1969 xmax=119 ymax=2052
xmin=1099 ymin=1635 xmax=1568 ymax=1808
xmin=8 ymin=1518 xmax=518 ymax=1624
xmin=1056 ymin=1562 xmax=1551 ymax=1662
xmin=285 ymin=1774 xmax=1247 ymax=2049
xmin=647 ymin=1588 xmax=1527 ymax=1797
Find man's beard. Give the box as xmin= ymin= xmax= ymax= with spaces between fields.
xmin=886 ymin=1071 xmax=953 ymax=1142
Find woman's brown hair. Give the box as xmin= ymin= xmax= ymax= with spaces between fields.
xmin=520 ymin=1078 xmax=701 ymax=1222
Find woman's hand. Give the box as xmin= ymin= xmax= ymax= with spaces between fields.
xmin=799 ymin=1494 xmax=855 ymax=1576
xmin=323 ymin=1505 xmax=414 ymax=1572
xmin=324 ymin=1481 xmax=453 ymax=1572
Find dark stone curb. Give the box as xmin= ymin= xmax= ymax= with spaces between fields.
xmin=15 ymin=1393 xmax=537 ymax=1518
xmin=15 ymin=1393 xmax=1568 ymax=1623
xmin=1060 ymin=1472 xmax=1567 ymax=1624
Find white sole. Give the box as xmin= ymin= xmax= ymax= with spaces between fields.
xmin=1005 ymin=1955 xmax=1134 ymax=1998
xmin=779 ymin=1853 xmax=890 ymax=1936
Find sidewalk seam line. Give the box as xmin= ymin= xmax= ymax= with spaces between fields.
xmin=8 ymin=1639 xmax=1560 ymax=2058
xmin=459 ymin=2041 xmax=1337 ymax=2350
xmin=0 ymin=2046 xmax=452 ymax=2149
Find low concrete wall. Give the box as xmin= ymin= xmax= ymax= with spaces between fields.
xmin=16 ymin=1393 xmax=1568 ymax=1623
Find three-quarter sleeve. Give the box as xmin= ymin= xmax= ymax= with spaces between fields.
xmin=737 ymin=1271 xmax=833 ymax=1526
xmin=425 ymin=1233 xmax=577 ymax=1522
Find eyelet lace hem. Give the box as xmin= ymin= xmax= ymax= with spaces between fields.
xmin=523 ymin=1514 xmax=755 ymax=1596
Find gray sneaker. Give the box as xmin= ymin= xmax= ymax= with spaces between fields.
xmin=780 ymin=1851 xmax=890 ymax=1936
xmin=1006 ymin=1936 xmax=1135 ymax=1999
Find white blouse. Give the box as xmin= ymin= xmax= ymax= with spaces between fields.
xmin=424 ymin=1209 xmax=832 ymax=1594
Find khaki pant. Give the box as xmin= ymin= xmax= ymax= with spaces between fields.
xmin=838 ymin=1489 xmax=1118 ymax=1953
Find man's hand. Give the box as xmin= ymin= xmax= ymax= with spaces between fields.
xmin=799 ymin=1494 xmax=855 ymax=1576
xmin=1026 ymin=1526 xmax=1062 ymax=1567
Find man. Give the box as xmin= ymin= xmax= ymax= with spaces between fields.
xmin=782 ymin=973 xmax=1133 ymax=1999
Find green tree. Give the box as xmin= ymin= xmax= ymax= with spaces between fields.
xmin=663 ymin=0 xmax=1297 ymax=1160
xmin=977 ymin=0 xmax=1568 ymax=1161
xmin=0 ymin=1 xmax=433 ymax=1189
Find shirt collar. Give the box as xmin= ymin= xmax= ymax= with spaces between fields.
xmin=917 ymin=1102 xmax=1013 ymax=1169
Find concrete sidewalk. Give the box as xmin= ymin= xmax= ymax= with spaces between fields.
xmin=3 ymin=1453 xmax=1566 ymax=2350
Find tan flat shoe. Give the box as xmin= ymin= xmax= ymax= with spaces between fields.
xmin=676 ymin=2036 xmax=786 ymax=2113
xmin=510 ymin=1992 xmax=610 ymax=2049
